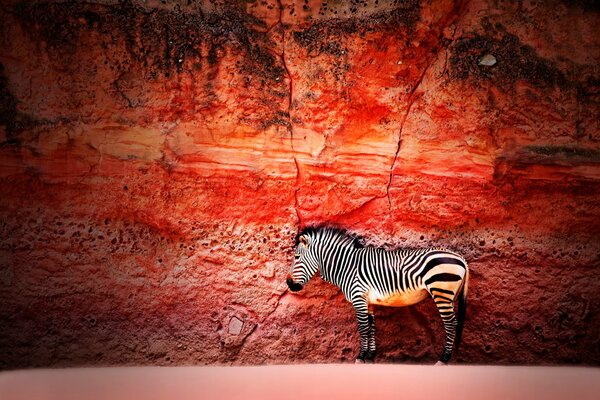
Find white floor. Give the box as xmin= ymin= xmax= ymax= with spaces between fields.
xmin=1 ymin=364 xmax=598 ymax=400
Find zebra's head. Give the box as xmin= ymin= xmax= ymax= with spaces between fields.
xmin=286 ymin=233 xmax=320 ymax=292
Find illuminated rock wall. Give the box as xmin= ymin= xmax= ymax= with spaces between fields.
xmin=0 ymin=0 xmax=598 ymax=368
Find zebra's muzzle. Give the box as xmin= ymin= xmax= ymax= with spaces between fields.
xmin=286 ymin=277 xmax=303 ymax=292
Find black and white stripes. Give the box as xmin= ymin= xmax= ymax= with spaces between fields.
xmin=286 ymin=227 xmax=469 ymax=364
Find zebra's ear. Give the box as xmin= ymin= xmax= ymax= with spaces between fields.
xmin=299 ymin=235 xmax=308 ymax=247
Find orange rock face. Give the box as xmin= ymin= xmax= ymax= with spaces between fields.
xmin=0 ymin=0 xmax=599 ymax=368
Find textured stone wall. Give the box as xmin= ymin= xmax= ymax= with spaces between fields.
xmin=0 ymin=0 xmax=598 ymax=368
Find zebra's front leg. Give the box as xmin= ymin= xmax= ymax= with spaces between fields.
xmin=366 ymin=312 xmax=376 ymax=363
xmin=352 ymin=297 xmax=371 ymax=363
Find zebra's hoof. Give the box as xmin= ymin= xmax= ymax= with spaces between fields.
xmin=355 ymin=358 xmax=366 ymax=364
xmin=365 ymin=351 xmax=376 ymax=363
xmin=435 ymin=361 xmax=448 ymax=366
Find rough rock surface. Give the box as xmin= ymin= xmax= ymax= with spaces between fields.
xmin=0 ymin=0 xmax=599 ymax=368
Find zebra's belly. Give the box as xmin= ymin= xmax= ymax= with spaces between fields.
xmin=367 ymin=289 xmax=429 ymax=307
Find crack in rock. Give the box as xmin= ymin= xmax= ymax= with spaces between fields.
xmin=385 ymin=60 xmax=432 ymax=210
xmin=293 ymin=157 xmax=303 ymax=226
xmin=385 ymin=3 xmax=466 ymax=210
xmin=275 ymin=0 xmax=303 ymax=229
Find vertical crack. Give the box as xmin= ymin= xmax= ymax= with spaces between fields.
xmin=385 ymin=1 xmax=467 ymax=210
xmin=276 ymin=0 xmax=303 ymax=229
xmin=293 ymin=157 xmax=303 ymax=226
xmin=385 ymin=61 xmax=432 ymax=210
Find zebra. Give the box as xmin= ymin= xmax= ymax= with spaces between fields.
xmin=286 ymin=226 xmax=469 ymax=364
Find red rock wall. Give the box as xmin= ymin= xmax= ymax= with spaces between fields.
xmin=0 ymin=0 xmax=598 ymax=368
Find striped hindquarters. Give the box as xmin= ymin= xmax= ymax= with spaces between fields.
xmin=417 ymin=250 xmax=467 ymax=293
xmin=415 ymin=250 xmax=469 ymax=361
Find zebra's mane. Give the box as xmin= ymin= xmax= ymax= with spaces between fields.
xmin=296 ymin=225 xmax=364 ymax=249
xmin=296 ymin=226 xmax=455 ymax=254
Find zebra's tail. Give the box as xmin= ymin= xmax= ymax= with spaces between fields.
xmin=455 ymin=266 xmax=469 ymax=354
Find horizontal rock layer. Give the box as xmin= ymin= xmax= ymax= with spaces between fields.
xmin=0 ymin=0 xmax=599 ymax=368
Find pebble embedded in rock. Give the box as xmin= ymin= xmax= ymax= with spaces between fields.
xmin=478 ymin=54 xmax=497 ymax=66
xmin=228 ymin=317 xmax=244 ymax=335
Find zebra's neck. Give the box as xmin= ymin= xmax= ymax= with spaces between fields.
xmin=316 ymin=237 xmax=360 ymax=297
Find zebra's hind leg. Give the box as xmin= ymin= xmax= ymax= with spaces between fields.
xmin=432 ymin=292 xmax=458 ymax=365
